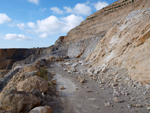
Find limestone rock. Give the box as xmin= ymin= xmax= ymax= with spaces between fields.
xmin=145 ymin=85 xmax=150 ymax=90
xmin=0 ymin=90 xmax=40 ymax=113
xmin=113 ymin=97 xmax=123 ymax=103
xmin=135 ymin=104 xmax=143 ymax=108
xmin=51 ymin=79 xmax=57 ymax=85
xmin=29 ymin=106 xmax=52 ymax=113
xmin=86 ymin=8 xmax=150 ymax=84
xmin=17 ymin=76 xmax=48 ymax=93
xmin=68 ymin=66 xmax=76 ymax=73
xmin=77 ymin=76 xmax=85 ymax=83
xmin=60 ymin=85 xmax=65 ymax=90
xmin=147 ymin=107 xmax=150 ymax=111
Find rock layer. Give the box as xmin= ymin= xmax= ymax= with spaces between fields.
xmin=87 ymin=8 xmax=150 ymax=84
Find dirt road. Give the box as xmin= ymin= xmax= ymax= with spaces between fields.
xmin=48 ymin=59 xmax=148 ymax=113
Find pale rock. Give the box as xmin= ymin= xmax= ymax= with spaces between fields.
xmin=68 ymin=66 xmax=76 ymax=72
xmin=104 ymin=101 xmax=111 ymax=107
xmin=127 ymin=104 xmax=132 ymax=108
xmin=135 ymin=104 xmax=143 ymax=108
xmin=29 ymin=106 xmax=52 ymax=113
xmin=60 ymin=85 xmax=65 ymax=90
xmin=72 ymin=63 xmax=78 ymax=67
xmin=77 ymin=76 xmax=85 ymax=83
xmin=145 ymin=85 xmax=150 ymax=90
xmin=113 ymin=97 xmax=123 ymax=103
xmin=17 ymin=76 xmax=48 ymax=93
xmin=147 ymin=107 xmax=150 ymax=111
xmin=63 ymin=68 xmax=67 ymax=71
xmin=87 ymin=89 xmax=91 ymax=92
xmin=51 ymin=79 xmax=57 ymax=85
xmin=64 ymin=62 xmax=70 ymax=65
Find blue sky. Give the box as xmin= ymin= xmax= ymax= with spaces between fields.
xmin=0 ymin=0 xmax=116 ymax=48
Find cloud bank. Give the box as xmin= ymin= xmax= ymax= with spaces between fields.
xmin=4 ymin=34 xmax=32 ymax=41
xmin=0 ymin=13 xmax=11 ymax=24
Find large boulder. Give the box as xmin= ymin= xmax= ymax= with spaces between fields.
xmin=3 ymin=70 xmax=38 ymax=91
xmin=17 ymin=76 xmax=48 ymax=93
xmin=29 ymin=106 xmax=52 ymax=113
xmin=0 ymin=90 xmax=40 ymax=113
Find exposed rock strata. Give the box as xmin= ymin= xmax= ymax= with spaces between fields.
xmin=86 ymin=8 xmax=150 ymax=84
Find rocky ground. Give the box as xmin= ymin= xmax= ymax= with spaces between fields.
xmin=0 ymin=56 xmax=150 ymax=113
xmin=48 ymin=58 xmax=150 ymax=113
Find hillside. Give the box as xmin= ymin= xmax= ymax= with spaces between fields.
xmin=0 ymin=0 xmax=150 ymax=113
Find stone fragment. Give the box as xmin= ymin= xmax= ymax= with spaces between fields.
xmin=51 ymin=79 xmax=57 ymax=85
xmin=87 ymin=89 xmax=91 ymax=92
xmin=113 ymin=97 xmax=123 ymax=103
xmin=104 ymin=101 xmax=111 ymax=107
xmin=60 ymin=85 xmax=65 ymax=90
xmin=147 ymin=107 xmax=150 ymax=111
xmin=29 ymin=106 xmax=52 ymax=113
xmin=127 ymin=104 xmax=132 ymax=108
xmin=135 ymin=104 xmax=143 ymax=108
xmin=77 ymin=76 xmax=85 ymax=83
xmin=146 ymin=85 xmax=150 ymax=90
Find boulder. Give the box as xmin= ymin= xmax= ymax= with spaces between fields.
xmin=17 ymin=76 xmax=48 ymax=93
xmin=29 ymin=106 xmax=52 ymax=113
xmin=0 ymin=90 xmax=40 ymax=113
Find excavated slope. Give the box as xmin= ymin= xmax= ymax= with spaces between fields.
xmin=86 ymin=8 xmax=150 ymax=84
xmin=62 ymin=0 xmax=150 ymax=58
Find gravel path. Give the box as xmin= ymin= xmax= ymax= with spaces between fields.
xmin=47 ymin=59 xmax=150 ymax=113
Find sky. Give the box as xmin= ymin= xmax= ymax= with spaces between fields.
xmin=0 ymin=0 xmax=116 ymax=48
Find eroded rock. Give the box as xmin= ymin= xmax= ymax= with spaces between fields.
xmin=0 ymin=90 xmax=40 ymax=113
xmin=17 ymin=76 xmax=48 ymax=93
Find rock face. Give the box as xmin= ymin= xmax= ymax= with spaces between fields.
xmin=0 ymin=49 xmax=36 ymax=69
xmin=0 ymin=90 xmax=40 ymax=113
xmin=61 ymin=0 xmax=150 ymax=58
xmin=87 ymin=8 xmax=150 ymax=84
xmin=17 ymin=76 xmax=48 ymax=93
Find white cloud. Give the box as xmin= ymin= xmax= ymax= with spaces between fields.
xmin=29 ymin=14 xmax=83 ymax=35
xmin=39 ymin=8 xmax=47 ymax=12
xmin=27 ymin=22 xmax=36 ymax=28
xmin=38 ymin=33 xmax=48 ymax=38
xmin=94 ymin=1 xmax=109 ymax=11
xmin=50 ymin=7 xmax=63 ymax=14
xmin=17 ymin=23 xmax=25 ymax=30
xmin=64 ymin=3 xmax=92 ymax=16
xmin=63 ymin=6 xmax=72 ymax=13
xmin=0 ymin=13 xmax=11 ymax=24
xmin=4 ymin=34 xmax=32 ymax=41
xmin=61 ymin=14 xmax=84 ymax=32
xmin=28 ymin=0 xmax=39 ymax=5
xmin=36 ymin=16 xmax=65 ymax=34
